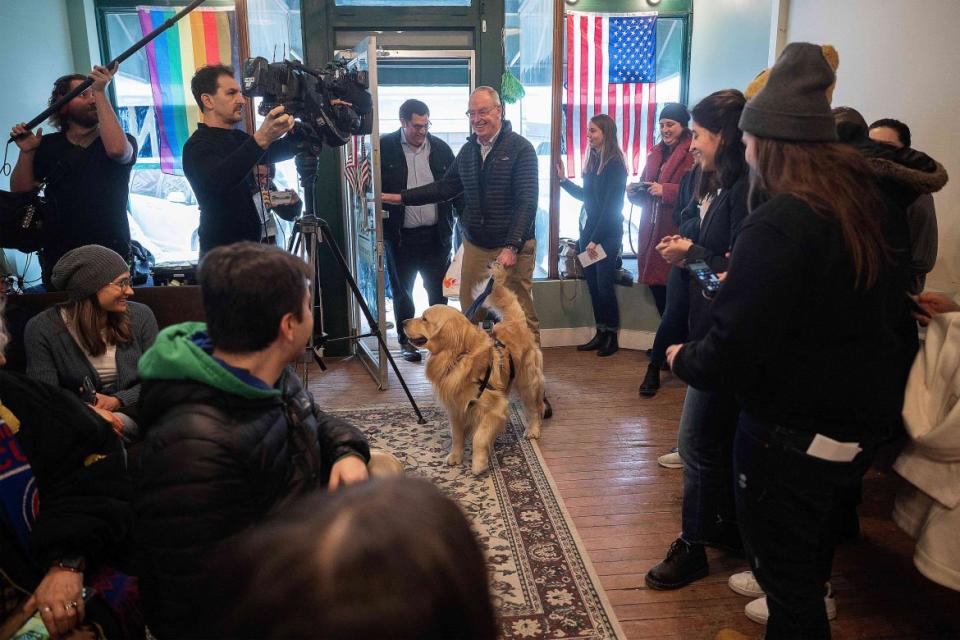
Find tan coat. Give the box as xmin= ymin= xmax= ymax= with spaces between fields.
xmin=894 ymin=312 xmax=960 ymax=591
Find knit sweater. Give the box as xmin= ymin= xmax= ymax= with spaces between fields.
xmin=401 ymin=120 xmax=538 ymax=250
xmin=24 ymin=301 xmax=159 ymax=407
xmin=560 ymin=155 xmax=628 ymax=243
xmin=182 ymin=124 xmax=299 ymax=253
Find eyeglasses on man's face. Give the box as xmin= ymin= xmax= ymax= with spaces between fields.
xmin=465 ymin=106 xmax=499 ymax=119
xmin=404 ymin=121 xmax=431 ymax=132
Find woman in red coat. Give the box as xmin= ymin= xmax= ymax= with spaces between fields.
xmin=629 ymin=103 xmax=696 ymax=314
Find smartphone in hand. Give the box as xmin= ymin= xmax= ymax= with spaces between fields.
xmin=686 ymin=260 xmax=722 ymax=295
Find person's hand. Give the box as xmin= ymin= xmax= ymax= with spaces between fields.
xmin=914 ymin=292 xmax=960 ymax=326
xmin=717 ymin=271 xmax=727 ymax=283
xmin=261 ymin=189 xmax=273 ymax=209
xmin=626 ymin=182 xmax=642 ymax=195
xmin=660 ymin=237 xmax=693 ymax=265
xmin=665 ymin=344 xmax=683 ymax=370
xmin=24 ymin=567 xmax=84 ymax=639
xmin=555 ymin=158 xmax=566 ymax=179
xmin=87 ymin=405 xmax=123 ymax=436
xmin=93 ymin=393 xmax=121 ymax=411
xmin=586 ymin=241 xmax=599 ymax=259
xmin=656 ymin=234 xmax=681 ymax=258
xmin=254 ymin=105 xmax=295 ymax=149
xmin=328 ymin=455 xmax=369 ymax=490
xmin=382 ymin=193 xmax=402 ymax=205
xmin=497 ymin=247 xmax=518 ymax=267
xmin=647 ymin=182 xmax=664 ymax=197
xmin=11 ymin=124 xmax=43 ymax=153
xmin=89 ymin=63 xmax=118 ymax=94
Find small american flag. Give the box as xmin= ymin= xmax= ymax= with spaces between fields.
xmin=565 ymin=12 xmax=658 ymax=177
xmin=344 ymin=136 xmax=360 ymax=195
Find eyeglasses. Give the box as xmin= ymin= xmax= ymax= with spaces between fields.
xmin=108 ymin=277 xmax=132 ymax=290
xmin=404 ymin=121 xmax=431 ymax=132
xmin=465 ymin=107 xmax=499 ymax=119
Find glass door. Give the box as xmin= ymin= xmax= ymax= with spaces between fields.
xmin=342 ymin=36 xmax=387 ymax=387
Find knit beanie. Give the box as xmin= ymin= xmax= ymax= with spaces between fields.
xmin=51 ymin=245 xmax=129 ymax=300
xmin=739 ymin=42 xmax=838 ymax=142
xmin=659 ymin=102 xmax=690 ymax=127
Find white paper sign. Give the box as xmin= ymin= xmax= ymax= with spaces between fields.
xmin=806 ymin=433 xmax=862 ymax=463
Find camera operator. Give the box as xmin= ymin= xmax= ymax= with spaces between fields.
xmin=183 ymin=64 xmax=298 ymax=256
xmin=10 ymin=65 xmax=137 ymax=288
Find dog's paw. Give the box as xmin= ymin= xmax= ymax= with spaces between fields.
xmin=524 ymin=425 xmax=541 ymax=440
xmin=471 ymin=458 xmax=489 ymax=476
xmin=490 ymin=261 xmax=507 ymax=284
xmin=445 ymin=451 xmax=463 ymax=466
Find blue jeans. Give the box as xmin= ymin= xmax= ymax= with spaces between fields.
xmin=678 ymin=386 xmax=739 ymax=545
xmin=734 ymin=412 xmax=875 ymax=639
xmin=650 ymin=265 xmax=690 ymax=365
xmin=580 ymin=234 xmax=622 ymax=331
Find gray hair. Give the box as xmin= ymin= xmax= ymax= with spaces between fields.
xmin=471 ymin=86 xmax=502 ymax=106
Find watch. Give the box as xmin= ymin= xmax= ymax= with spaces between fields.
xmin=54 ymin=556 xmax=86 ymax=573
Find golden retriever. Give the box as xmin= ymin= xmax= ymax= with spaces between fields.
xmin=404 ymin=263 xmax=545 ymax=475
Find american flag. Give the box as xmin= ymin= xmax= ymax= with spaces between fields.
xmin=565 ymin=12 xmax=657 ymax=177
xmin=344 ymin=136 xmax=360 ymax=196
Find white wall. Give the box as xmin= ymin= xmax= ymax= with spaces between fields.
xmin=689 ymin=0 xmax=774 ymax=104
xmin=0 ymin=0 xmax=76 ymax=283
xmin=786 ymin=0 xmax=960 ymax=291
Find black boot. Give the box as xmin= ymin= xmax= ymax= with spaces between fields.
xmin=645 ymin=537 xmax=709 ymax=590
xmin=542 ymin=394 xmax=553 ymax=419
xmin=577 ymin=330 xmax=603 ymax=351
xmin=639 ymin=362 xmax=660 ymax=397
xmin=597 ymin=331 xmax=619 ymax=357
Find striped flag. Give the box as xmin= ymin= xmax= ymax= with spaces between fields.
xmin=138 ymin=7 xmax=239 ymax=175
xmin=565 ymin=12 xmax=657 ymax=177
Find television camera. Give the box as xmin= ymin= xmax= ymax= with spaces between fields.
xmin=241 ymin=57 xmax=373 ymax=154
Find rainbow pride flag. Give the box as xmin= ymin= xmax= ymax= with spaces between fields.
xmin=138 ymin=6 xmax=239 ymax=175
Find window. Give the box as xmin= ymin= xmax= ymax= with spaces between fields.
xmin=505 ymin=3 xmax=689 ymax=276
xmin=336 ymin=0 xmax=470 ymax=6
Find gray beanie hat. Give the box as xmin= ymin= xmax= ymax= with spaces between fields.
xmin=51 ymin=245 xmax=130 ymax=300
xmin=739 ymin=42 xmax=838 ymax=142
xmin=659 ymin=102 xmax=690 ymax=127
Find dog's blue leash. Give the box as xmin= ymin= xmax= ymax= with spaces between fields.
xmin=462 ymin=277 xmax=494 ymax=322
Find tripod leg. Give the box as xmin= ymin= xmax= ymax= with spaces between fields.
xmin=318 ymin=220 xmax=426 ymax=424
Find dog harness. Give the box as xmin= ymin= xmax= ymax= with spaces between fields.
xmin=476 ymin=338 xmax=516 ymax=398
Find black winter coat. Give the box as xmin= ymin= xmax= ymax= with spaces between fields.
xmin=673 ymin=193 xmax=911 ymax=443
xmin=134 ymin=369 xmax=369 ymax=639
xmin=684 ymin=170 xmax=750 ymax=341
xmin=380 ymin=129 xmax=460 ymax=247
xmin=402 ymin=120 xmax=538 ymax=251
xmin=559 ymin=156 xmax=628 ymax=244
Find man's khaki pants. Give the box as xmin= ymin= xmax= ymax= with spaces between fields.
xmin=459 ymin=238 xmax=540 ymax=344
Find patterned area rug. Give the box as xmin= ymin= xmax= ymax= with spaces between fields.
xmin=332 ymin=403 xmax=624 ymax=640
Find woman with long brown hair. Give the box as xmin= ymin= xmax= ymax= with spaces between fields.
xmin=25 ymin=245 xmax=158 ymax=434
xmin=667 ymin=44 xmax=911 ymax=638
xmin=558 ymin=113 xmax=628 ymax=356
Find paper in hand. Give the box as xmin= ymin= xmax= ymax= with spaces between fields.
xmin=578 ymin=244 xmax=607 ymax=267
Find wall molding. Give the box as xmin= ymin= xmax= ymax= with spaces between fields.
xmin=541 ymin=326 xmax=656 ymax=350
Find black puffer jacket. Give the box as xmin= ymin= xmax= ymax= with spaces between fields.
xmin=401 ymin=120 xmax=538 ymax=250
xmin=135 ymin=350 xmax=369 ymax=638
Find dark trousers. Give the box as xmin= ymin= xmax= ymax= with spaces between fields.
xmin=384 ymin=225 xmax=450 ymax=345
xmin=678 ymin=386 xmax=739 ymax=545
xmin=580 ymin=234 xmax=622 ymax=331
xmin=650 ymin=265 xmax=690 ymax=365
xmin=649 ymin=284 xmax=667 ymax=316
xmin=735 ymin=412 xmax=874 ymax=639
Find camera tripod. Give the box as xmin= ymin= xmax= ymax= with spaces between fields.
xmin=289 ymin=152 xmax=425 ymax=424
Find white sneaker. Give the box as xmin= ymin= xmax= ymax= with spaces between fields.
xmin=728 ymin=571 xmax=765 ymax=598
xmin=657 ymin=448 xmax=683 ymax=469
xmin=744 ymin=584 xmax=836 ymax=625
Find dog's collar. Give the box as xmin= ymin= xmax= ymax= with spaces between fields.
xmin=476 ymin=339 xmax=515 ymax=398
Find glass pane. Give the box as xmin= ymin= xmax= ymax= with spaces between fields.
xmin=559 ymin=16 xmax=686 ymax=259
xmin=377 ymin=57 xmax=471 ymax=155
xmin=106 ymin=11 xmax=202 ymax=263
xmin=504 ymin=0 xmax=553 ymax=278
xmin=337 ymin=0 xmax=469 ymax=6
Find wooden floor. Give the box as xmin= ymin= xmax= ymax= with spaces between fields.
xmin=309 ymin=345 xmax=960 ymax=640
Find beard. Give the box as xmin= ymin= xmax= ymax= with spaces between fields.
xmin=68 ymin=105 xmax=99 ymax=128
